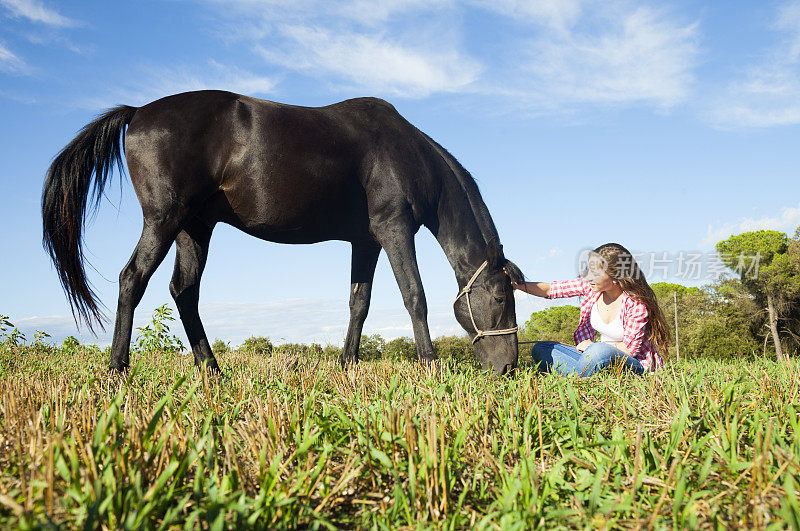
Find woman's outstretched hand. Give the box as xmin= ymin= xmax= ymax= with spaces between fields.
xmin=503 ymin=267 xmax=524 ymax=290
xmin=503 ymin=269 xmax=551 ymax=298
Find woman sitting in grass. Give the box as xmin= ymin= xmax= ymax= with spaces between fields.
xmin=508 ymin=243 xmax=669 ymax=375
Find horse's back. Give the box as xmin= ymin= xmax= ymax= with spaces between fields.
xmin=124 ymin=90 xmax=440 ymax=242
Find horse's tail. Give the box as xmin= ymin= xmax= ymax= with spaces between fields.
xmin=42 ymin=105 xmax=138 ymax=330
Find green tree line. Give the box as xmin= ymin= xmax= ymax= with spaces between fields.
xmin=3 ymin=229 xmax=798 ymax=363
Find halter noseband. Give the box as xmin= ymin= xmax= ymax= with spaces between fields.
xmin=453 ymin=260 xmax=519 ymax=344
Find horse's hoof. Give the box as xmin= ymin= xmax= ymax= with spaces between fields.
xmin=339 ymin=356 xmax=358 ymax=369
xmin=108 ymin=365 xmax=129 ymax=376
xmin=197 ymin=362 xmax=228 ymax=382
xmin=210 ymin=368 xmax=229 ymax=382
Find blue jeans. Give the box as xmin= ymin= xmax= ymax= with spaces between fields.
xmin=530 ymin=341 xmax=645 ymax=376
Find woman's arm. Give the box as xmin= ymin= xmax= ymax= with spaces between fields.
xmin=511 ymin=280 xmax=551 ymax=298
xmin=610 ymin=341 xmax=631 ymax=355
xmin=505 ymin=271 xmax=591 ymax=299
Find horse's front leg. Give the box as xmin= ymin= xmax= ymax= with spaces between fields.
xmin=375 ymin=224 xmax=437 ymax=363
xmin=340 ymin=241 xmax=381 ymax=367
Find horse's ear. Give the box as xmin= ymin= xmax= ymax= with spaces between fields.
xmin=486 ymin=237 xmax=503 ymax=269
xmin=503 ymin=260 xmax=525 ymax=285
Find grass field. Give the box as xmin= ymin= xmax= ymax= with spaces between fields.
xmin=1 ymin=344 xmax=799 ymax=529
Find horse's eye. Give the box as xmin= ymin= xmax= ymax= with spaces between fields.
xmin=494 ymin=297 xmax=504 ymax=304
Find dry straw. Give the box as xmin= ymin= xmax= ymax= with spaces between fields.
xmin=0 ymin=343 xmax=799 ymax=528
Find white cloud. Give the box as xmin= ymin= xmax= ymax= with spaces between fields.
xmin=206 ymin=0 xmax=453 ymax=27
xmin=80 ymin=61 xmax=278 ymax=108
xmin=700 ymin=202 xmax=800 ymax=247
xmin=197 ymin=0 xmax=699 ymax=111
xmin=507 ymin=4 xmax=699 ymax=111
xmin=257 ymin=25 xmax=480 ymax=97
xmin=470 ymin=0 xmax=584 ymax=33
xmin=0 ymin=42 xmax=27 ymax=74
xmin=335 ymin=0 xmax=453 ymax=25
xmin=205 ymin=0 xmax=481 ymax=98
xmin=707 ymin=1 xmax=800 ymax=128
xmin=0 ymin=0 xmax=78 ymax=27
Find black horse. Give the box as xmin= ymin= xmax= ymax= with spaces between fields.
xmin=42 ymin=90 xmax=525 ymax=375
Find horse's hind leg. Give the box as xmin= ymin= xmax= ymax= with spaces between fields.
xmin=340 ymin=241 xmax=381 ymax=367
xmin=109 ymin=221 xmax=182 ymax=372
xmin=169 ymin=219 xmax=220 ymax=371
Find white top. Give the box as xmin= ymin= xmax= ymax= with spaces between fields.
xmin=590 ymin=300 xmax=624 ymax=342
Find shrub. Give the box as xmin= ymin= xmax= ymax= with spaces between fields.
xmin=322 ymin=344 xmax=342 ymax=360
xmin=432 ymin=335 xmax=473 ymax=363
xmin=273 ymin=343 xmax=323 ymax=357
xmin=0 ymin=314 xmax=25 ymax=347
xmin=358 ymin=334 xmax=385 ymax=361
xmin=652 ymin=281 xmax=759 ymax=360
xmin=384 ymin=337 xmax=416 ymax=361
xmin=133 ymin=304 xmax=184 ymax=354
xmin=241 ymin=336 xmax=273 ymax=356
xmin=62 ymin=336 xmax=81 ymax=353
xmin=211 ymin=338 xmax=230 ymax=356
xmin=520 ymin=306 xmax=581 ymax=346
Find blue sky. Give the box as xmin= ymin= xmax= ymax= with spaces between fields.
xmin=1 ymin=0 xmax=799 ymax=347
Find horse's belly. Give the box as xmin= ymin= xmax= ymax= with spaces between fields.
xmin=215 ymin=175 xmax=370 ymax=244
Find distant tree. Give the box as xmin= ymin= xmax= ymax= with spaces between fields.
xmin=241 ymin=336 xmax=274 ymax=356
xmin=652 ymin=281 xmax=758 ymax=360
xmin=520 ymin=306 xmax=582 ymax=345
xmin=211 ymin=338 xmax=230 ymax=356
xmin=651 ymin=283 xmax=701 ymax=359
xmin=784 ymin=227 xmax=800 ymax=354
xmin=358 ymin=334 xmax=385 ymax=361
xmin=322 ymin=344 xmax=342 ymax=360
xmin=432 ymin=335 xmax=473 ymax=363
xmin=274 ymin=342 xmax=323 ymax=356
xmin=784 ymin=303 xmax=800 ymax=355
xmin=384 ymin=337 xmax=416 ymax=361
xmin=717 ymin=229 xmax=800 ymax=361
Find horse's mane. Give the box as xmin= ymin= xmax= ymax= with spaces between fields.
xmin=418 ymin=131 xmax=500 ymax=246
xmin=418 ymin=130 xmax=526 ymax=284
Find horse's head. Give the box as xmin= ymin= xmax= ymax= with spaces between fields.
xmin=453 ymin=238 xmax=523 ymax=376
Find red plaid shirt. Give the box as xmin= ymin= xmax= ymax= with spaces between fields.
xmin=547 ymin=277 xmax=664 ymax=372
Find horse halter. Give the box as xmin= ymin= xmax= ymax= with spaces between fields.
xmin=453 ymin=260 xmax=519 ymax=344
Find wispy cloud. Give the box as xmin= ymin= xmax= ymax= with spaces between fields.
xmin=200 ymin=0 xmax=698 ymax=112
xmin=333 ymin=0 xmax=453 ymax=26
xmin=707 ymin=1 xmax=800 ymax=128
xmin=257 ymin=25 xmax=480 ymax=97
xmin=0 ymin=0 xmax=79 ymax=27
xmin=469 ymin=0 xmax=584 ymax=34
xmin=205 ymin=0 xmax=453 ymax=28
xmin=700 ymin=202 xmax=800 ymax=247
xmin=79 ymin=61 xmax=279 ymax=109
xmin=208 ymin=0 xmax=479 ymax=98
xmin=480 ymin=2 xmax=700 ymax=112
xmin=0 ymin=41 xmax=28 ymax=74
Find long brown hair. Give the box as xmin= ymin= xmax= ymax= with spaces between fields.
xmin=588 ymin=243 xmax=671 ymax=356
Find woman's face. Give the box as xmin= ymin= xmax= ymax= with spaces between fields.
xmin=586 ymin=254 xmax=619 ymax=293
